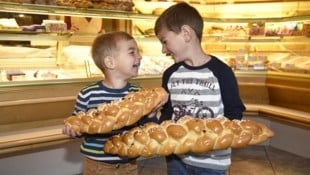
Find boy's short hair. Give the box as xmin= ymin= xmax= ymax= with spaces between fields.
xmin=91 ymin=31 xmax=134 ymax=72
xmin=154 ymin=2 xmax=203 ymax=41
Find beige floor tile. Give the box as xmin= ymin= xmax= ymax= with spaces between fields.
xmin=265 ymin=147 xmax=310 ymax=175
xmin=229 ymin=159 xmax=274 ymax=175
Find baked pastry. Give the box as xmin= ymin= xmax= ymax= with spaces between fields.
xmin=104 ymin=116 xmax=274 ymax=158
xmin=55 ymin=0 xmax=134 ymax=11
xmin=64 ymin=87 xmax=167 ymax=134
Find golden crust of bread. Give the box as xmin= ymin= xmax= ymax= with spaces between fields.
xmin=104 ymin=116 xmax=274 ymax=158
xmin=64 ymin=87 xmax=167 ymax=134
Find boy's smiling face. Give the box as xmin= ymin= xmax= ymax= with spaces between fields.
xmin=156 ymin=27 xmax=188 ymax=63
xmin=114 ymin=39 xmax=142 ymax=78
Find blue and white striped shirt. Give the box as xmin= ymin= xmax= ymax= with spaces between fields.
xmin=73 ymin=81 xmax=141 ymax=163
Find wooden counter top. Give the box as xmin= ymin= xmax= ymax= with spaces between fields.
xmin=0 ymin=125 xmax=66 ymax=148
xmin=0 ymin=125 xmax=73 ymax=157
xmin=0 ymin=104 xmax=309 ymax=158
xmin=245 ymin=104 xmax=310 ymax=128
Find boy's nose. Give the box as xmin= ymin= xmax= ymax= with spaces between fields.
xmin=162 ymin=46 xmax=167 ymax=54
xmin=137 ymin=52 xmax=142 ymax=60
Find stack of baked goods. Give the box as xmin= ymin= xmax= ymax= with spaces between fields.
xmin=55 ymin=0 xmax=134 ymax=11
xmin=0 ymin=0 xmax=56 ymax=5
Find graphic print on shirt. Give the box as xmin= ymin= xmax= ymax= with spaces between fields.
xmin=168 ymin=66 xmax=224 ymax=121
xmin=173 ymin=98 xmax=214 ymax=120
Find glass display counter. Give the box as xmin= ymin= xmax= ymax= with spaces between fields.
xmin=0 ymin=1 xmax=309 ymax=133
xmin=0 ymin=1 xmax=309 ymax=83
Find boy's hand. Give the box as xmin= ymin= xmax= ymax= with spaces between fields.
xmin=62 ymin=124 xmax=82 ymax=138
xmin=152 ymin=92 xmax=169 ymax=112
xmin=147 ymin=92 xmax=168 ymax=120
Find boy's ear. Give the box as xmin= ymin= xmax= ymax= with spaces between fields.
xmin=103 ymin=55 xmax=116 ymax=69
xmin=181 ymin=25 xmax=193 ymax=42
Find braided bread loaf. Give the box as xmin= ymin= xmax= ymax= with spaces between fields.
xmin=104 ymin=116 xmax=274 ymax=158
xmin=64 ymin=87 xmax=167 ymax=134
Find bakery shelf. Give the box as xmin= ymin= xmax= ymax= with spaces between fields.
xmin=0 ymin=30 xmax=71 ymax=41
xmin=0 ymin=1 xmax=157 ymax=21
xmin=0 ymin=75 xmax=162 ymax=89
xmin=202 ymin=34 xmax=310 ymax=42
xmin=0 ymin=1 xmax=309 ymax=22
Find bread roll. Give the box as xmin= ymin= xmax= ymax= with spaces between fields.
xmin=65 ymin=87 xmax=167 ymax=134
xmin=104 ymin=116 xmax=274 ymax=158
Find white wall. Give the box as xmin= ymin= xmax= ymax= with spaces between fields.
xmin=0 ymin=139 xmax=83 ymax=175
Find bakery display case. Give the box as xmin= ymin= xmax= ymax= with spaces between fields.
xmin=0 ymin=1 xmax=175 ymax=82
xmin=0 ymin=0 xmax=309 ymax=133
xmin=0 ymin=1 xmax=309 ymax=83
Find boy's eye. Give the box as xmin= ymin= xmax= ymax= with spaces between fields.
xmin=129 ymin=50 xmax=136 ymax=55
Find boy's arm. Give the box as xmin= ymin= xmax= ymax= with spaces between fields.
xmin=138 ymin=112 xmax=159 ymax=125
xmin=158 ymin=94 xmax=173 ymax=123
xmin=219 ymin=67 xmax=246 ymax=120
xmin=158 ymin=72 xmax=174 ymax=123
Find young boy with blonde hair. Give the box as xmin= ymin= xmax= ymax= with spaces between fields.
xmin=63 ymin=31 xmax=150 ymax=175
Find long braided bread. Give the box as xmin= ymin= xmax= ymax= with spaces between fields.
xmin=64 ymin=87 xmax=167 ymax=134
xmin=104 ymin=116 xmax=274 ymax=158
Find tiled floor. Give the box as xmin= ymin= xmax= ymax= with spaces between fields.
xmin=137 ymin=146 xmax=310 ymax=175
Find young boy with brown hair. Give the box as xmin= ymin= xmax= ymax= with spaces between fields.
xmin=155 ymin=2 xmax=246 ymax=175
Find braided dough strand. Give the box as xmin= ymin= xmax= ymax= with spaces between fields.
xmin=64 ymin=87 xmax=167 ymax=134
xmin=104 ymin=116 xmax=274 ymax=158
